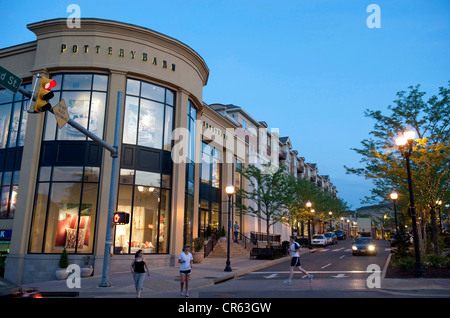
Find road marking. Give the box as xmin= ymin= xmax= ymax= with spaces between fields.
xmin=331 ymin=247 xmax=344 ymax=252
xmin=321 ymin=263 xmax=332 ymax=269
xmin=251 ymin=271 xmax=381 ymax=274
xmin=345 ymin=249 xmax=351 ymax=252
xmin=331 ymin=274 xmax=348 ymax=278
xmin=385 ymin=248 xmax=391 ymax=251
xmin=263 ymin=274 xmax=278 ymax=279
xmin=339 ymin=255 xmax=346 ymax=259
xmin=319 ymin=249 xmax=329 ymax=252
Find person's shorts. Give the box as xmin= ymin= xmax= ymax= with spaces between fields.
xmin=180 ymin=269 xmax=191 ymax=275
xmin=290 ymin=257 xmax=301 ymax=267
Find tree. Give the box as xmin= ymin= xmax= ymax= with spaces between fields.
xmin=288 ymin=177 xmax=349 ymax=236
xmin=236 ymin=163 xmax=295 ymax=247
xmin=345 ymin=82 xmax=450 ymax=255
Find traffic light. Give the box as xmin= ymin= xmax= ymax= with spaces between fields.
xmin=113 ymin=211 xmax=130 ymax=225
xmin=34 ymin=76 xmax=57 ymax=113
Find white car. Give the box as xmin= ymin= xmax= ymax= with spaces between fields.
xmin=311 ymin=234 xmax=327 ymax=247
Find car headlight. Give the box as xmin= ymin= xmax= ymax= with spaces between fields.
xmin=352 ymin=246 xmax=357 ymax=250
xmin=368 ymin=245 xmax=375 ymax=251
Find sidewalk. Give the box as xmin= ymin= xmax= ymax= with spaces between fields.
xmin=13 ymin=249 xmax=450 ymax=298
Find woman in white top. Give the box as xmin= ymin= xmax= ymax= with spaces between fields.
xmin=178 ymin=244 xmax=194 ymax=297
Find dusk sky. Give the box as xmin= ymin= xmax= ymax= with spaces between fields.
xmin=1 ymin=0 xmax=449 ymax=209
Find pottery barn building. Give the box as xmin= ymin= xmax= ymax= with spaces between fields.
xmin=0 ymin=18 xmax=251 ymax=284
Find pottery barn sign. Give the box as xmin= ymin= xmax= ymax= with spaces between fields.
xmin=60 ymin=44 xmax=176 ymax=72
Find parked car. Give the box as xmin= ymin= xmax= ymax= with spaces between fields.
xmin=311 ymin=234 xmax=328 ymax=247
xmin=324 ymin=232 xmax=337 ymax=245
xmin=335 ymin=230 xmax=346 ymax=240
xmin=352 ymin=237 xmax=377 ymax=256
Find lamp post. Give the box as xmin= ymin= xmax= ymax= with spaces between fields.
xmin=395 ymin=128 xmax=425 ymax=278
xmin=306 ymin=201 xmax=312 ymax=249
xmin=224 ymin=185 xmax=235 ymax=272
xmin=328 ymin=211 xmax=333 ymax=231
xmin=390 ymin=192 xmax=399 ymax=234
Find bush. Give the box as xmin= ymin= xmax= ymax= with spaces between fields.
xmin=391 ymin=254 xmax=415 ymax=271
xmin=193 ymin=237 xmax=205 ymax=252
xmin=58 ymin=248 xmax=69 ymax=268
xmin=423 ymin=254 xmax=448 ymax=269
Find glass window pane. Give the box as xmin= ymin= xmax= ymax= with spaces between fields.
xmin=84 ymin=167 xmax=100 ymax=182
xmin=58 ymin=91 xmax=91 ymax=140
xmin=126 ymin=79 xmax=140 ymax=96
xmin=163 ymin=105 xmax=173 ymax=151
xmin=29 ymin=183 xmax=49 ymax=253
xmin=62 ymin=74 xmax=92 ymax=90
xmin=18 ymin=101 xmax=28 ymax=146
xmin=122 ymin=96 xmax=138 ymax=144
xmin=89 ymin=92 xmax=106 ymax=139
xmin=93 ymin=74 xmax=108 ymax=91
xmin=44 ymin=92 xmax=60 ymax=141
xmin=135 ymin=170 xmax=160 ymax=187
xmin=201 ymin=154 xmax=211 ymax=184
xmin=166 ymin=90 xmax=174 ymax=106
xmin=39 ymin=167 xmax=52 ymax=182
xmin=115 ymin=184 xmax=133 ymax=254
xmin=138 ymin=99 xmax=164 ymax=149
xmin=12 ymin=170 xmax=20 ymax=185
xmin=0 ymin=187 xmax=10 ymax=219
xmin=0 ymin=89 xmax=13 ymax=105
xmin=161 ymin=174 xmax=171 ymax=188
xmin=158 ymin=189 xmax=170 ymax=253
xmin=9 ymin=185 xmax=18 ymax=219
xmin=52 ymin=166 xmax=83 ymax=182
xmin=0 ymin=103 xmax=12 ymax=148
xmin=132 ymin=186 xmax=160 ymax=254
xmin=8 ymin=102 xmax=21 ymax=147
xmin=119 ymin=169 xmax=134 ymax=184
xmin=212 ymin=158 xmax=220 ymax=188
xmin=44 ymin=183 xmax=82 ymax=253
xmin=79 ymin=183 xmax=98 ymax=253
xmin=2 ymin=171 xmax=12 ymax=185
xmin=141 ymin=82 xmax=164 ymax=103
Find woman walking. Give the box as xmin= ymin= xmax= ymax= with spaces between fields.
xmin=130 ymin=249 xmax=150 ymax=298
xmin=178 ymin=244 xmax=194 ymax=297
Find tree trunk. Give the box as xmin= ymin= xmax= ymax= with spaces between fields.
xmin=430 ymin=207 xmax=440 ymax=255
xmin=266 ymin=220 xmax=271 ymax=248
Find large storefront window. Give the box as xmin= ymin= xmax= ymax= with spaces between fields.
xmin=0 ymin=85 xmax=30 ymax=219
xmin=29 ymin=166 xmax=99 ymax=254
xmin=114 ymin=169 xmax=170 ymax=254
xmin=29 ymin=73 xmax=108 ymax=254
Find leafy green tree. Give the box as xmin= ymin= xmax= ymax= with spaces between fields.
xmin=345 ymin=82 xmax=450 ymax=255
xmin=236 ymin=163 xmax=295 ymax=247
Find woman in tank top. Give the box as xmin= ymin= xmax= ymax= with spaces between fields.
xmin=130 ymin=249 xmax=150 ymax=298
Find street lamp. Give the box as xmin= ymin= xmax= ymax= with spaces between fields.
xmin=395 ymin=128 xmax=425 ymax=278
xmin=306 ymin=201 xmax=313 ymax=249
xmin=390 ymin=192 xmax=399 ymax=234
xmin=224 ymin=185 xmax=235 ymax=272
xmin=329 ymin=211 xmax=333 ymax=231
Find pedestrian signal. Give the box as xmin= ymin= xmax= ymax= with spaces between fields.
xmin=113 ymin=212 xmax=129 ymax=225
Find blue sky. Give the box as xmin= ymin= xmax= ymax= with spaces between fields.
xmin=1 ymin=0 xmax=449 ymax=209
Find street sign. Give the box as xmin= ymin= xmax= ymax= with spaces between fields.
xmin=52 ymin=99 xmax=70 ymax=128
xmin=0 ymin=66 xmax=23 ymax=93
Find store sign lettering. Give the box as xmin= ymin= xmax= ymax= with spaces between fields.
xmin=60 ymin=44 xmax=176 ymax=72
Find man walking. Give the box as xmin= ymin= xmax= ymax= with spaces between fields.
xmin=284 ymin=235 xmax=313 ymax=284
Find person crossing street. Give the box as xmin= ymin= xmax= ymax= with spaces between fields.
xmin=284 ymin=235 xmax=313 ymax=284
